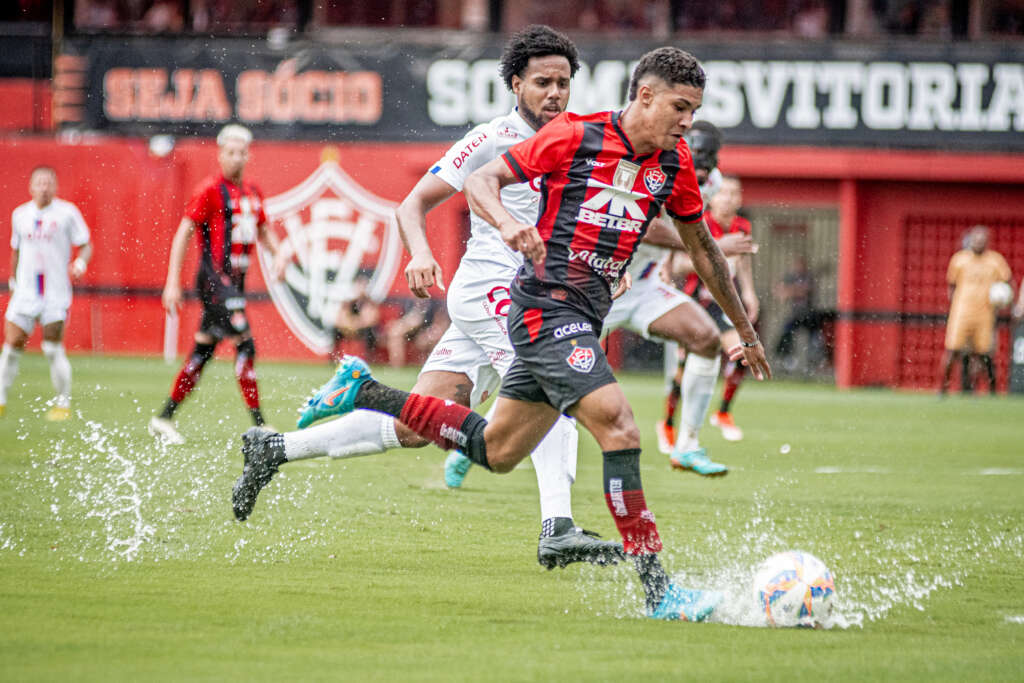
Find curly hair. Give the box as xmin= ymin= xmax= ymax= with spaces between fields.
xmin=627 ymin=47 xmax=705 ymax=102
xmin=499 ymin=25 xmax=580 ymax=92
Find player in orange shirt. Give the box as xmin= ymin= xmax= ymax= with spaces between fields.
xmin=939 ymin=225 xmax=1012 ymax=395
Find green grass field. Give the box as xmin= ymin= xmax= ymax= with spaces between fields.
xmin=1 ymin=354 xmax=1022 ymax=681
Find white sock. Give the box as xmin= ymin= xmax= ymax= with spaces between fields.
xmin=41 ymin=341 xmax=72 ymax=408
xmin=676 ymin=352 xmax=720 ymax=453
xmin=529 ymin=415 xmax=578 ymax=523
xmin=283 ymin=409 xmax=401 ymax=461
xmin=0 ymin=344 xmax=23 ymax=405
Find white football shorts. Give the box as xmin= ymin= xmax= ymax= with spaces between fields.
xmin=605 ymin=276 xmax=694 ymax=340
xmin=420 ymin=259 xmax=518 ymax=408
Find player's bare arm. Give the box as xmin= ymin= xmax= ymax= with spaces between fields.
xmin=162 ymin=216 xmax=196 ymax=313
xmin=9 ymin=249 xmax=18 ymax=292
xmin=463 ymin=157 xmax=546 ymax=265
xmin=256 ymin=219 xmax=285 ymax=281
xmin=676 ymin=216 xmax=771 ymax=379
xmin=395 ymin=173 xmax=459 ymax=298
xmin=736 ymin=252 xmax=759 ymax=324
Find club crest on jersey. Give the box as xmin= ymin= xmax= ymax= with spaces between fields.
xmin=644 ymin=167 xmax=666 ymax=194
xmin=261 ymin=157 xmax=401 ymax=355
xmin=613 ymin=160 xmax=640 ymax=190
xmin=566 ymin=346 xmax=596 ymax=373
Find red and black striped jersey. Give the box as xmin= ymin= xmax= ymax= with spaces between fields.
xmin=683 ymin=213 xmax=751 ymax=298
xmin=502 ymin=110 xmax=704 ymax=322
xmin=186 ymin=174 xmax=267 ymax=293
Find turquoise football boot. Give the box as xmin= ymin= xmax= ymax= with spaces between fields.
xmin=444 ymin=451 xmax=473 ymax=488
xmin=669 ymin=447 xmax=728 ymax=477
xmin=650 ymin=583 xmax=724 ymax=622
xmin=297 ymin=355 xmax=372 ymax=429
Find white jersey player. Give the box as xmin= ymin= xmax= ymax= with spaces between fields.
xmin=231 ymin=26 xmax=624 ymax=570
xmin=1 ymin=166 xmax=92 ymax=420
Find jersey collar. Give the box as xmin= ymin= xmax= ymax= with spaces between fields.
xmin=510 ymin=107 xmax=538 ymax=138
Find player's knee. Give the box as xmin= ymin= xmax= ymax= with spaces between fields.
xmin=692 ymin=326 xmax=721 ymax=357
xmin=235 ymin=337 xmax=255 ymax=360
xmin=191 ymin=341 xmax=216 ymax=365
xmin=487 ymin=450 xmax=519 ymax=474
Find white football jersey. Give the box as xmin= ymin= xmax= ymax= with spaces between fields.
xmin=625 ymin=168 xmax=723 ymax=282
xmin=429 ymin=108 xmax=540 ymax=270
xmin=10 ymin=197 xmax=90 ymax=309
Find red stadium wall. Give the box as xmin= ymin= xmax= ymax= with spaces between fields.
xmin=0 ymin=136 xmax=460 ymax=362
xmin=1 ymin=137 xmax=1023 ymax=390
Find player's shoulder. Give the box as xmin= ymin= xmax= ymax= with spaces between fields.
xmin=11 ymin=200 xmax=34 ymax=218
xmin=241 ymin=178 xmax=264 ymax=197
xmin=192 ymin=174 xmax=223 ymax=195
xmin=51 ymin=197 xmax=82 ymax=213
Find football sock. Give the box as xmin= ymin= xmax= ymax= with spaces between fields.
xmin=981 ymin=354 xmax=996 ymax=393
xmin=355 ymin=380 xmax=491 ymax=469
xmin=235 ymin=338 xmax=261 ymax=411
xmin=167 ymin=341 xmax=216 ymax=411
xmin=663 ymin=380 xmax=681 ymax=427
xmin=0 ymin=344 xmax=23 ymax=405
xmin=41 ymin=341 xmax=72 ymax=408
xmin=530 ymin=415 xmax=578 ymax=522
xmin=284 ymin=410 xmax=400 ymax=461
xmin=960 ymin=353 xmax=972 ymax=393
xmin=677 ymin=352 xmax=719 ymax=453
xmin=602 ymin=448 xmax=662 ymax=555
xmin=540 ymin=516 xmax=576 ymax=538
xmin=719 ymin=360 xmax=746 ymax=413
xmin=248 ymin=407 xmax=265 ymax=426
xmin=634 ymin=552 xmax=671 ymax=614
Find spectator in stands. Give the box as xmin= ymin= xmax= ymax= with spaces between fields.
xmin=773 ymin=254 xmax=825 ymax=373
xmin=384 ymin=298 xmax=448 ymax=368
xmin=329 ymin=270 xmax=381 ymax=363
xmin=939 ymin=225 xmax=1012 ymax=396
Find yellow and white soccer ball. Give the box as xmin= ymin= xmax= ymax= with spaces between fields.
xmin=989 ymin=281 xmax=1013 ymax=308
xmin=752 ymin=550 xmax=835 ymax=627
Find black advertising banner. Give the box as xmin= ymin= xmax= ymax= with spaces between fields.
xmin=61 ymin=36 xmax=1024 ymax=150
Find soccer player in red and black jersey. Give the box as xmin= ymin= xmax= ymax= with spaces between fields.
xmin=149 ymin=125 xmax=282 ymax=445
xmin=673 ymin=173 xmax=760 ymax=442
xmin=292 ymin=48 xmax=770 ymax=620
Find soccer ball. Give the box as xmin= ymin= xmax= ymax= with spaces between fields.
xmin=989 ymin=281 xmax=1013 ymax=308
xmin=752 ymin=551 xmax=835 ymax=628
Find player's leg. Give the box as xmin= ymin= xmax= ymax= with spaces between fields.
xmin=646 ymin=298 xmax=726 ymax=476
xmin=149 ymin=310 xmax=220 ymax=444
xmin=230 ymin=333 xmax=266 ymax=426
xmin=657 ymin=342 xmax=682 ymax=454
xmin=40 ymin=317 xmax=72 ymax=421
xmin=711 ymin=327 xmax=746 ymax=441
xmin=974 ymin=318 xmax=998 ymax=395
xmin=569 ymin=382 xmax=721 ymax=620
xmin=941 ymin=314 xmax=968 ymax=395
xmin=0 ymin=316 xmax=32 ymax=416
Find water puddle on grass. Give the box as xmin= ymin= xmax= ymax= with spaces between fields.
xmin=573 ymin=489 xmax=1024 ymax=629
xmin=8 ymin=417 xmax=350 ymax=566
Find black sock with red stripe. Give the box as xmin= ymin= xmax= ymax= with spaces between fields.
xmin=354 ymin=380 xmax=490 ymax=469
xmin=602 ymin=448 xmax=662 ymax=555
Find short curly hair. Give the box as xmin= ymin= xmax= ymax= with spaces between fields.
xmin=627 ymin=47 xmax=705 ymax=102
xmin=499 ymin=25 xmax=580 ymax=92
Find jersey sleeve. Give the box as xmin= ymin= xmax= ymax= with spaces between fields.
xmin=185 ymin=182 xmax=215 ymax=225
xmin=429 ymin=124 xmax=496 ymax=192
xmin=502 ymin=113 xmax=577 ymax=183
xmin=665 ymin=154 xmax=705 ymax=224
xmin=67 ymin=202 xmax=91 ymax=246
xmin=733 ymin=216 xmax=753 ymax=236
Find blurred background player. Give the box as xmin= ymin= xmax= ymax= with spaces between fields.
xmin=0 ymin=166 xmax=92 ymax=421
xmin=383 ymin=297 xmax=447 ymax=368
xmin=772 ymin=254 xmax=825 ymax=373
xmin=232 ymin=26 xmax=624 ymax=570
xmin=149 ymin=124 xmax=282 ymax=444
xmin=329 ymin=269 xmax=381 ymax=364
xmin=938 ymin=225 xmax=1012 ymax=396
